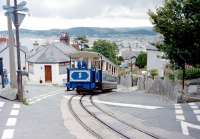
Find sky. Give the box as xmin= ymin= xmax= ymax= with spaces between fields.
xmin=0 ymin=0 xmax=163 ymax=30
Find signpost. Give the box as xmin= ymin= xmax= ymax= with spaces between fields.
xmin=0 ymin=58 xmax=5 ymax=88
xmin=3 ymin=0 xmax=29 ymax=102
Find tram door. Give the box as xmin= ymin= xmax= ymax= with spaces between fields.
xmin=45 ymin=65 xmax=52 ymax=82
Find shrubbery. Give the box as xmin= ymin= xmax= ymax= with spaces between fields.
xmin=177 ymin=68 xmax=200 ymax=80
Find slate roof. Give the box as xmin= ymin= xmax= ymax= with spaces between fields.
xmin=121 ymin=50 xmax=141 ymax=60
xmin=28 ymin=43 xmax=77 ymax=64
xmin=146 ymin=44 xmax=158 ymax=51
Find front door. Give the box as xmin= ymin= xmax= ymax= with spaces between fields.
xmin=45 ymin=65 xmax=52 ymax=82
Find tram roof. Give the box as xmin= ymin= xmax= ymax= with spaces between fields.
xmin=69 ymin=51 xmax=101 ymax=59
xmin=69 ymin=51 xmax=118 ymax=67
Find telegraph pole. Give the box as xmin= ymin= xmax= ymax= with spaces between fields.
xmin=14 ymin=0 xmax=23 ymax=101
xmin=7 ymin=0 xmax=17 ymax=89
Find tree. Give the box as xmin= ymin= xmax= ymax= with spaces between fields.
xmin=74 ymin=35 xmax=89 ymax=44
xmin=149 ymin=0 xmax=200 ymax=67
xmin=135 ymin=52 xmax=147 ymax=69
xmin=74 ymin=35 xmax=89 ymax=50
xmin=149 ymin=0 xmax=200 ymax=97
xmin=150 ymin=69 xmax=158 ymax=80
xmin=92 ymin=40 xmax=119 ymax=64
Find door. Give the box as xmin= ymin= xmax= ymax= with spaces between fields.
xmin=45 ymin=65 xmax=52 ymax=82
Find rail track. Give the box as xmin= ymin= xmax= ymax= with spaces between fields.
xmin=68 ymin=95 xmax=103 ymax=139
xmin=90 ymin=95 xmax=161 ymax=139
xmin=68 ymin=95 xmax=161 ymax=139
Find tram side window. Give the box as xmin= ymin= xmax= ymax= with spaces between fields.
xmin=71 ymin=61 xmax=75 ymax=68
xmin=106 ymin=62 xmax=108 ymax=70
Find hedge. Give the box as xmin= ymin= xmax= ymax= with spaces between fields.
xmin=177 ymin=68 xmax=200 ymax=80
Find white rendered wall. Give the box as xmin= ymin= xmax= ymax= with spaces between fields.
xmin=147 ymin=50 xmax=168 ymax=77
xmin=0 ymin=47 xmax=27 ymax=82
xmin=28 ymin=63 xmax=67 ymax=85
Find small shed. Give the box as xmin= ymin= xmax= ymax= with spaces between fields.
xmin=28 ymin=43 xmax=76 ymax=85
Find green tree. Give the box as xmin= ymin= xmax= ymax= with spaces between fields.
xmin=149 ymin=0 xmax=200 ymax=67
xmin=135 ymin=52 xmax=147 ymax=69
xmin=74 ymin=35 xmax=89 ymax=44
xmin=92 ymin=40 xmax=119 ymax=64
xmin=74 ymin=35 xmax=89 ymax=50
xmin=149 ymin=0 xmax=200 ymax=96
xmin=150 ymin=69 xmax=159 ymax=80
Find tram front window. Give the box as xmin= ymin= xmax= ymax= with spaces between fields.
xmin=77 ymin=60 xmax=88 ymax=69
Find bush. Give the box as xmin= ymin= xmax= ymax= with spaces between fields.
xmin=135 ymin=52 xmax=147 ymax=69
xmin=150 ymin=69 xmax=158 ymax=80
xmin=177 ymin=68 xmax=200 ymax=80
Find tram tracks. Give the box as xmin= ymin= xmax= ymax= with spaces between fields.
xmin=68 ymin=95 xmax=161 ymax=139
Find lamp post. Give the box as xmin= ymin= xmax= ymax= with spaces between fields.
xmin=14 ymin=0 xmax=23 ymax=101
xmin=130 ymin=56 xmax=136 ymax=87
xmin=3 ymin=0 xmax=29 ymax=102
xmin=7 ymin=0 xmax=17 ymax=89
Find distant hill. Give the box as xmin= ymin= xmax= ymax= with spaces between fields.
xmin=0 ymin=27 xmax=157 ymax=38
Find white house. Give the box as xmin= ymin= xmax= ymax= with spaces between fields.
xmin=27 ymin=42 xmax=77 ymax=85
xmin=147 ymin=45 xmax=169 ymax=77
xmin=0 ymin=38 xmax=27 ymax=84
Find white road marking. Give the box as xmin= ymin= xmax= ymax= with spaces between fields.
xmin=175 ymin=110 xmax=183 ymax=114
xmin=181 ymin=121 xmax=200 ymax=136
xmin=29 ymin=92 xmax=64 ymax=104
xmin=93 ymin=100 xmax=163 ymax=110
xmin=176 ymin=115 xmax=185 ymax=121
xmin=64 ymin=95 xmax=163 ymax=109
xmin=10 ymin=110 xmax=19 ymax=116
xmin=175 ymin=105 xmax=182 ymax=109
xmin=29 ymin=89 xmax=65 ymax=100
xmin=175 ymin=104 xmax=181 ymax=106
xmin=1 ymin=129 xmax=15 ymax=139
xmin=193 ymin=110 xmax=200 ymax=114
xmin=6 ymin=118 xmax=17 ymax=127
xmin=13 ymin=104 xmax=20 ymax=109
xmin=190 ymin=105 xmax=198 ymax=109
xmin=188 ymin=103 xmax=196 ymax=106
xmin=0 ymin=101 xmax=5 ymax=107
xmin=196 ymin=115 xmax=200 ymax=122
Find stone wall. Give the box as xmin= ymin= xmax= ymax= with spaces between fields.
xmin=119 ymin=74 xmax=138 ymax=87
xmin=137 ymin=77 xmax=181 ymax=102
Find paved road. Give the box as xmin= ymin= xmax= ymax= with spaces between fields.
xmin=0 ymin=85 xmax=200 ymax=139
xmin=0 ymin=85 xmax=75 ymax=139
xmin=96 ymin=90 xmax=200 ymax=139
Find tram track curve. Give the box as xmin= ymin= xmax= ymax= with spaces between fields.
xmin=90 ymin=95 xmax=161 ymax=139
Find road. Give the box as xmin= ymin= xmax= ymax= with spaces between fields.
xmin=0 ymin=85 xmax=200 ymax=139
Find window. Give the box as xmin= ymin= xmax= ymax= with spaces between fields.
xmin=28 ymin=63 xmax=34 ymax=74
xmin=59 ymin=62 xmax=68 ymax=75
xmin=106 ymin=62 xmax=108 ymax=70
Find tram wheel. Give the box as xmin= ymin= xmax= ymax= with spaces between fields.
xmin=76 ymin=90 xmax=83 ymax=95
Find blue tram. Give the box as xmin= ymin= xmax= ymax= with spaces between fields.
xmin=66 ymin=51 xmax=118 ymax=94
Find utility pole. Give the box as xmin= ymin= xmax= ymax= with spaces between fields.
xmin=7 ymin=0 xmax=17 ymax=89
xmin=14 ymin=0 xmax=23 ymax=101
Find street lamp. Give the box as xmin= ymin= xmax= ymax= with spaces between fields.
xmin=3 ymin=0 xmax=29 ymax=102
xmin=130 ymin=56 xmax=136 ymax=87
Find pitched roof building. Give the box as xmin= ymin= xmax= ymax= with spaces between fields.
xmin=27 ymin=42 xmax=77 ymax=85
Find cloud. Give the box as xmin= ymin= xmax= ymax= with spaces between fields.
xmin=0 ymin=0 xmax=163 ymax=30
xmin=27 ymin=0 xmax=162 ymax=19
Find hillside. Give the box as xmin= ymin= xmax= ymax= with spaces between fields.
xmin=0 ymin=27 xmax=157 ymax=38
